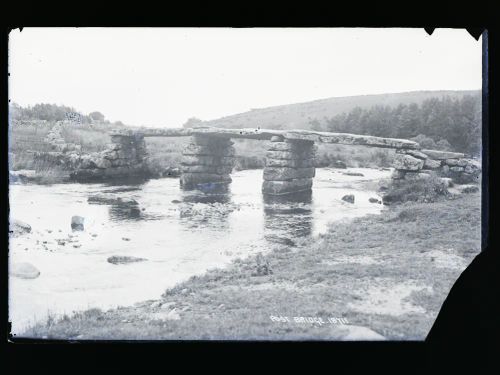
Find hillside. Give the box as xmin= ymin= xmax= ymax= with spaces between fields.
xmin=203 ymin=90 xmax=480 ymax=130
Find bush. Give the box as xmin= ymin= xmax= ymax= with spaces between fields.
xmin=382 ymin=175 xmax=449 ymax=205
xmin=410 ymin=134 xmax=437 ymax=149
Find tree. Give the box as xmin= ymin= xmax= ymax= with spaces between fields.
xmin=183 ymin=117 xmax=203 ymax=128
xmin=436 ymin=139 xmax=452 ymax=151
xmin=89 ymin=111 xmax=105 ymax=122
xmin=309 ymin=119 xmax=323 ymax=131
xmin=410 ymin=134 xmax=437 ymax=149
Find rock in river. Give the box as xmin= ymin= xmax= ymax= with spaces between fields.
xmin=107 ymin=255 xmax=147 ymax=265
xmin=369 ymin=197 xmax=381 ymax=204
xmin=10 ymin=219 xmax=32 ymax=237
xmin=342 ymin=194 xmax=355 ymax=204
xmin=11 ymin=262 xmax=40 ymax=279
xmin=71 ymin=215 xmax=85 ymax=231
xmin=333 ymin=160 xmax=347 ymax=169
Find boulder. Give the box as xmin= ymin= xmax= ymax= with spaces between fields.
xmin=107 ymin=256 xmax=147 ymax=265
xmin=398 ymin=149 xmax=428 ymax=160
xmin=88 ymin=195 xmax=139 ymax=206
xmin=369 ymin=197 xmax=381 ymax=204
xmin=11 ymin=262 xmax=40 ymax=279
xmin=391 ymin=170 xmax=406 ymax=179
xmin=457 ymin=185 xmax=479 ymax=194
xmin=71 ymin=215 xmax=85 ymax=231
xmin=342 ymin=194 xmax=355 ymax=203
xmin=393 ymin=154 xmax=424 ymax=171
xmin=444 ymin=158 xmax=467 ymax=167
xmin=93 ymin=157 xmax=112 ymax=169
xmin=10 ymin=219 xmax=32 ymax=237
xmin=79 ymin=155 xmax=96 ymax=169
xmin=333 ymin=160 xmax=347 ymax=169
xmin=423 ymin=158 xmax=441 ymax=170
xmin=464 ymin=163 xmax=481 ymax=174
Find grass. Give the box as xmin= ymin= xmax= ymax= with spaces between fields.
xmin=19 ymin=192 xmax=481 ymax=341
xmin=315 ymin=144 xmax=394 ymax=168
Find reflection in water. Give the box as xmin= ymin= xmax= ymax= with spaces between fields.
xmin=9 ymin=168 xmax=391 ymax=333
xmin=87 ymin=182 xmax=166 ymax=222
xmin=108 ymin=203 xmax=144 ymax=221
xmin=178 ymin=186 xmax=233 ymax=231
xmin=100 ymin=176 xmax=148 ymax=187
xmin=262 ymin=190 xmax=313 ymax=247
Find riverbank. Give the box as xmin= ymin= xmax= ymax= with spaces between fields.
xmin=19 ymin=190 xmax=481 ymax=341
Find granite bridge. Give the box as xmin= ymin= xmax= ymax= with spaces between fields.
xmin=70 ymin=126 xmax=478 ymax=196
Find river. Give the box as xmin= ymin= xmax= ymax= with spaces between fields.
xmin=9 ymin=167 xmax=390 ymax=334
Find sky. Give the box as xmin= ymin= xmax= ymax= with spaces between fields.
xmin=8 ymin=28 xmax=482 ymax=128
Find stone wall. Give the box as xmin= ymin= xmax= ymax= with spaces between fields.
xmin=391 ymin=149 xmax=481 ymax=184
xmin=262 ymin=137 xmax=316 ymax=195
xmin=70 ymin=134 xmax=148 ymax=181
xmin=180 ymin=135 xmax=235 ymax=189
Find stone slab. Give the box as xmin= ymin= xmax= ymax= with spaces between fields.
xmin=180 ymin=165 xmax=233 ymax=174
xmin=263 ymin=167 xmax=315 ymax=181
xmin=393 ymin=154 xmax=425 ymax=171
xmin=420 ymin=149 xmax=465 ymax=160
xmin=422 ymin=158 xmax=442 ymax=169
xmin=266 ymin=150 xmax=316 ymax=160
xmin=183 ymin=143 xmax=235 ymax=157
xmin=397 ymin=149 xmax=428 ymax=159
xmin=111 ymin=127 xmax=419 ymax=149
xmin=265 ymin=158 xmax=315 ymax=168
xmin=268 ymin=141 xmax=317 ymax=153
xmin=181 ymin=155 xmax=235 ymax=166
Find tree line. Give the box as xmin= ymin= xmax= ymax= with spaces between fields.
xmin=308 ymin=94 xmax=482 ymax=156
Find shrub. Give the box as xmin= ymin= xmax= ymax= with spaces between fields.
xmin=382 ymin=175 xmax=449 ymax=205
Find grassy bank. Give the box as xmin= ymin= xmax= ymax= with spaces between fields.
xmin=20 ymin=191 xmax=481 ymax=341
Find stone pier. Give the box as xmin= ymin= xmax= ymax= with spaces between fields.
xmin=262 ymin=137 xmax=316 ymax=195
xmin=180 ymin=135 xmax=235 ymax=190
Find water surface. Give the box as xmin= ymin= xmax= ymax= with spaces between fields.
xmin=9 ymin=167 xmax=390 ymax=334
